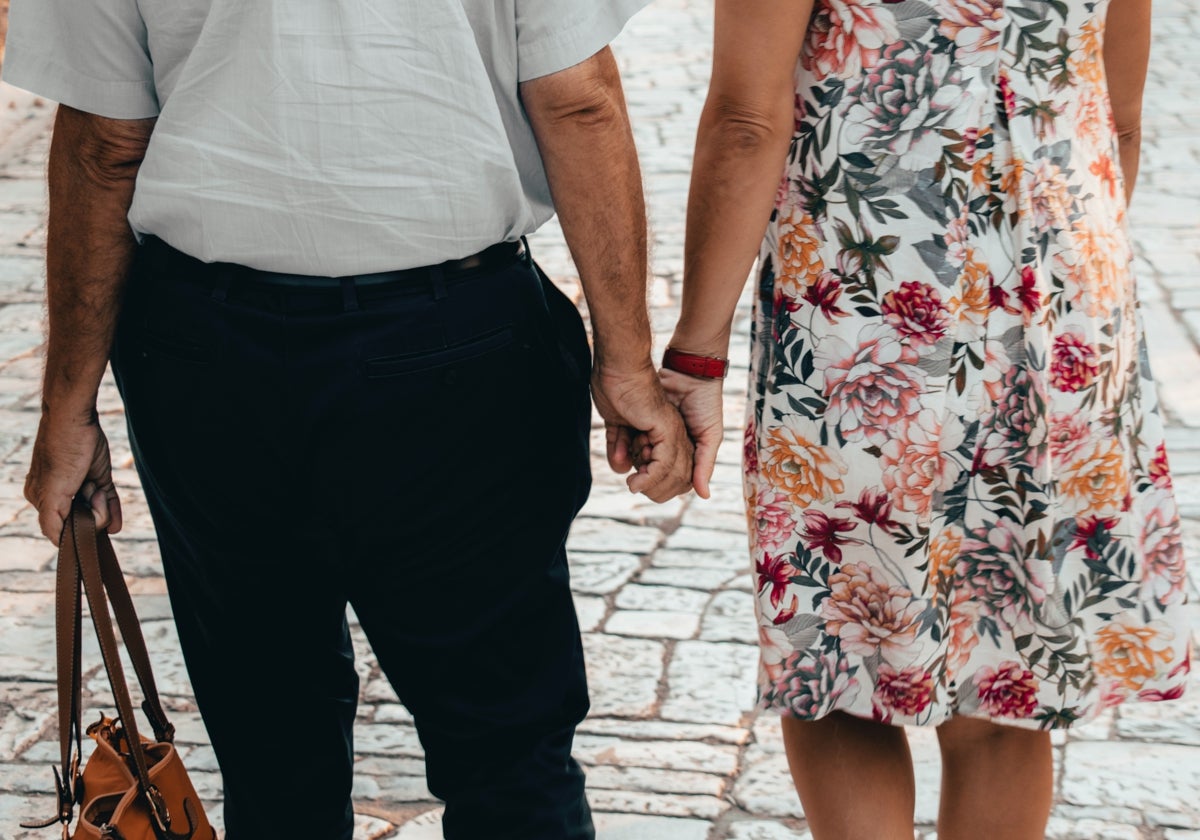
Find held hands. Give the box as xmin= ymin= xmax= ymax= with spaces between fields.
xmin=25 ymin=409 xmax=122 ymax=546
xmin=657 ymin=368 xmax=725 ymax=499
xmin=592 ymin=363 xmax=695 ymax=502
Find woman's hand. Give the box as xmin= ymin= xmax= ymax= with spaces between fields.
xmin=658 ymin=369 xmax=726 ymax=498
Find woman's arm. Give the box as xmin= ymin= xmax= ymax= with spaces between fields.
xmin=1103 ymin=0 xmax=1152 ymax=202
xmin=663 ymin=0 xmax=815 ymax=496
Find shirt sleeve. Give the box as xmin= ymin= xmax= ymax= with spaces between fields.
xmin=2 ymin=0 xmax=159 ymax=119
xmin=515 ymin=0 xmax=651 ymax=82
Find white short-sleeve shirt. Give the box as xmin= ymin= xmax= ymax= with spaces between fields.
xmin=3 ymin=0 xmax=648 ymax=275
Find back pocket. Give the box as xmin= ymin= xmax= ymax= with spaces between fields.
xmin=363 ymin=325 xmax=514 ymax=378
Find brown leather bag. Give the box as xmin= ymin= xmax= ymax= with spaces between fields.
xmin=22 ymin=499 xmax=216 ymax=840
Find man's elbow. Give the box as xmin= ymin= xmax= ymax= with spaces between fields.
xmin=521 ymin=48 xmax=627 ymax=133
xmin=54 ymin=106 xmax=155 ymax=187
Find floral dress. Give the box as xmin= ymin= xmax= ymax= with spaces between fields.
xmin=747 ymin=0 xmax=1191 ymax=728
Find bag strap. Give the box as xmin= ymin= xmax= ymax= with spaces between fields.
xmin=69 ymin=500 xmax=178 ymax=836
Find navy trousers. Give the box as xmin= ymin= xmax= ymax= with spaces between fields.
xmin=111 ymin=239 xmax=596 ymax=840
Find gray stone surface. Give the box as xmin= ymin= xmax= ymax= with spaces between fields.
xmin=1 ymin=0 xmax=1199 ymax=836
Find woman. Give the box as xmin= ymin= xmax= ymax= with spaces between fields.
xmin=661 ymin=0 xmax=1190 ymax=837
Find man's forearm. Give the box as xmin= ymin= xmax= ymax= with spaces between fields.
xmin=43 ymin=106 xmax=154 ymax=420
xmin=522 ymin=49 xmax=652 ymax=374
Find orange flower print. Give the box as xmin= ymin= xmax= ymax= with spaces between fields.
xmin=760 ymin=417 xmax=848 ymax=506
xmin=1061 ymin=440 xmax=1130 ymax=514
xmin=928 ymin=526 xmax=964 ymax=588
xmin=776 ymin=210 xmax=827 ymax=298
xmin=820 ymin=561 xmax=927 ymax=661
xmin=1090 ymin=155 xmax=1118 ymax=199
xmin=945 ymin=589 xmax=981 ymax=676
xmin=1093 ymin=617 xmax=1177 ymax=691
xmin=948 ymin=248 xmax=993 ymax=339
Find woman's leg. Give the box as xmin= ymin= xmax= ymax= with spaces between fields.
xmin=781 ymin=712 xmax=917 ymax=840
xmin=935 ymin=716 xmax=1053 ymax=840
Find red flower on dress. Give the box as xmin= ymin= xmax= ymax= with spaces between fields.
xmin=836 ymin=487 xmax=899 ymax=533
xmin=800 ymin=510 xmax=857 ymax=564
xmin=1150 ymin=441 xmax=1172 ymax=489
xmin=756 ymin=552 xmax=793 ymax=609
xmin=1049 ymin=330 xmax=1100 ymax=392
xmin=872 ymin=664 xmax=935 ymax=721
xmin=1070 ymin=516 xmax=1120 ymax=560
xmin=773 ymin=594 xmax=801 ymax=626
xmin=976 ymin=661 xmax=1040 ymax=717
xmin=1017 ymin=265 xmax=1042 ymax=319
xmin=881 ymin=280 xmax=951 ymax=347
xmin=802 ymin=271 xmax=850 ymax=322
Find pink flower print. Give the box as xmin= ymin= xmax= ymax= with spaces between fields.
xmin=1048 ymin=411 xmax=1095 ymax=469
xmin=945 ymin=588 xmax=981 ymax=677
xmin=872 ymin=664 xmax=935 ymax=721
xmin=997 ymin=69 xmax=1017 ymax=121
xmin=882 ymin=280 xmax=951 ymax=347
xmin=976 ymin=662 xmax=1040 ymax=717
xmin=937 ymin=0 xmax=1005 ymax=66
xmin=1070 ymin=515 xmax=1120 ymax=560
xmin=755 ymin=489 xmax=799 ymax=553
xmin=1050 ymin=330 xmax=1100 ymax=392
xmin=817 ymin=325 xmax=926 ymax=442
xmin=800 ymin=510 xmax=858 ymax=564
xmin=820 ymin=561 xmax=927 ymax=661
xmin=756 ymin=552 xmax=794 ymax=610
xmin=957 ymin=519 xmax=1047 ymax=630
xmin=803 ymin=0 xmax=901 ymax=81
xmin=770 ymin=652 xmax=862 ymax=718
xmin=880 ymin=409 xmax=964 ymax=515
xmin=1150 ymin=441 xmax=1172 ymax=489
xmin=1140 ymin=494 xmax=1185 ymax=607
xmin=975 ymin=366 xmax=1048 ymax=471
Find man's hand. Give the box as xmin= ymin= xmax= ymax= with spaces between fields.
xmin=592 ymin=364 xmax=694 ymax=502
xmin=25 ymin=410 xmax=122 ymax=545
xmin=658 ymin=369 xmax=725 ymax=499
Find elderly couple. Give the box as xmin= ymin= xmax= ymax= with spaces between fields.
xmin=8 ymin=0 xmax=1188 ymax=837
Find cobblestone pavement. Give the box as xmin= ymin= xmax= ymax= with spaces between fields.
xmin=1 ymin=1 xmax=1199 ymax=838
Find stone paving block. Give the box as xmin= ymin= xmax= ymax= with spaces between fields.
xmin=652 ymin=547 xmax=751 ymax=572
xmin=664 ymin=526 xmax=750 ymax=554
xmin=605 ymin=609 xmax=700 ymax=640
xmin=577 ymin=717 xmax=749 ymax=746
xmin=574 ymin=593 xmax=608 ymax=632
xmin=1060 ymin=741 xmax=1200 ymax=817
xmin=1044 ymin=821 xmax=1144 ymax=840
xmin=581 ymin=487 xmax=687 ymax=526
xmin=637 ymin=565 xmax=737 ymax=591
xmin=725 ymin=821 xmax=812 ymax=840
xmin=583 ymin=634 xmax=664 ymax=717
xmin=731 ymin=747 xmax=804 ymax=819
xmin=567 ymin=517 xmax=663 ymax=555
xmin=585 ymin=764 xmax=727 ymax=796
xmin=569 ymin=552 xmax=643 ymax=595
xmin=587 ymin=788 xmax=730 ymax=820
xmin=354 ymin=723 xmax=425 ymax=758
xmin=661 ymin=640 xmax=758 ymax=726
xmin=699 ymin=589 xmax=759 ymax=644
xmin=0 ymin=536 xmax=54 ymax=571
xmin=573 ymin=734 xmax=740 ymax=775
xmin=616 ymin=583 xmax=711 ymax=613
xmin=592 ymin=812 xmax=713 ymax=840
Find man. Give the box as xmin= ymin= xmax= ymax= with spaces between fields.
xmin=6 ymin=2 xmax=694 ymax=838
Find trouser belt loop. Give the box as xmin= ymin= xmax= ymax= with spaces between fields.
xmin=431 ymin=265 xmax=447 ymax=301
xmin=340 ymin=277 xmax=359 ymax=312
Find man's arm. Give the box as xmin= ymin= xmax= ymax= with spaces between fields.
xmin=521 ymin=47 xmax=692 ymax=502
xmin=25 ymin=106 xmax=155 ymax=544
xmin=1103 ymin=0 xmax=1152 ymax=203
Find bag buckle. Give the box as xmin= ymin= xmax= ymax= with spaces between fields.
xmin=146 ymin=785 xmax=172 ymax=832
xmin=17 ymin=765 xmax=76 ymax=834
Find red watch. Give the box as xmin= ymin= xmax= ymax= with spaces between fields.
xmin=662 ymin=347 xmax=729 ymax=379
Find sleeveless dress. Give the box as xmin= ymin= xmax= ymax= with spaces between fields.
xmin=746 ymin=0 xmax=1191 ymax=727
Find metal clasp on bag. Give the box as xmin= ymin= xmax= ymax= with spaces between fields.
xmin=146 ymin=784 xmax=172 ymax=832
xmin=18 ymin=759 xmax=81 ymax=838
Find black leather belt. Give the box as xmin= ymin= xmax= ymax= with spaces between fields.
xmin=141 ymin=236 xmax=526 ymax=288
